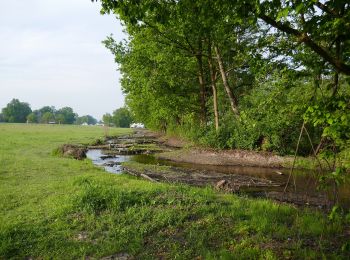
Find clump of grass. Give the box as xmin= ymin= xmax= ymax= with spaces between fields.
xmin=51 ymin=146 xmax=63 ymax=157
xmin=74 ymin=178 xmax=156 ymax=214
xmin=89 ymin=138 xmax=104 ymax=146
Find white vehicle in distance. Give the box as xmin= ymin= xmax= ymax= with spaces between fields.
xmin=130 ymin=123 xmax=145 ymax=128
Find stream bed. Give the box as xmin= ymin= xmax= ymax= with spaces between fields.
xmin=86 ymin=148 xmax=350 ymax=209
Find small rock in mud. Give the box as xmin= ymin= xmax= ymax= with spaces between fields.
xmin=58 ymin=144 xmax=87 ymax=160
xmin=104 ymin=161 xmax=121 ymax=167
xmin=101 ymin=155 xmax=116 ymax=160
xmin=216 ymin=180 xmax=227 ymax=189
xmin=100 ymin=253 xmax=131 ymax=260
xmin=76 ymin=232 xmax=88 ymax=241
xmin=215 ymin=179 xmax=240 ymax=192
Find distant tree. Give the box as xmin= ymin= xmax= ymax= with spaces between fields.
xmin=31 ymin=110 xmax=40 ymax=121
xmin=41 ymin=112 xmax=55 ymax=123
xmin=37 ymin=106 xmax=56 ymax=123
xmin=56 ymin=114 xmax=65 ymax=124
xmin=102 ymin=113 xmax=113 ymax=126
xmin=26 ymin=113 xmax=37 ymax=123
xmin=56 ymin=107 xmax=77 ymax=124
xmin=76 ymin=115 xmax=97 ymax=125
xmin=0 ymin=113 xmax=4 ymax=122
xmin=88 ymin=115 xmax=98 ymax=125
xmin=39 ymin=106 xmax=55 ymax=115
xmin=2 ymin=99 xmax=32 ymax=123
xmin=112 ymin=107 xmax=133 ymax=128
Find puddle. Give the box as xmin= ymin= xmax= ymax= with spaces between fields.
xmin=86 ymin=149 xmax=131 ymax=174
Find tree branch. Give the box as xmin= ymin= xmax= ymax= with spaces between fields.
xmin=258 ymin=14 xmax=350 ymax=75
xmin=314 ymin=1 xmax=339 ymax=17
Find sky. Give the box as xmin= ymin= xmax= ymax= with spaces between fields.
xmin=0 ymin=0 xmax=127 ymax=120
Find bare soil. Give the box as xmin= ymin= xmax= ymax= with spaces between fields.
xmin=59 ymin=144 xmax=87 ymax=160
xmin=157 ymin=148 xmax=293 ymax=168
xmin=122 ymin=163 xmax=283 ymax=192
xmin=131 ymin=129 xmax=294 ymax=168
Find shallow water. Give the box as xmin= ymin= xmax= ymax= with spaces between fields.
xmin=86 ymin=149 xmax=131 ymax=174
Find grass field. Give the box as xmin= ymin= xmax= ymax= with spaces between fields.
xmin=0 ymin=124 xmax=349 ymax=259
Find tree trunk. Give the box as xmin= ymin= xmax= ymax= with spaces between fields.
xmin=214 ymin=45 xmax=239 ymax=116
xmin=332 ymin=33 xmax=341 ymax=96
xmin=207 ymin=42 xmax=219 ymax=131
xmin=196 ymin=42 xmax=207 ymax=125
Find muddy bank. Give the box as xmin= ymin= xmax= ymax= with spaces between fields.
xmin=143 ymin=130 xmax=300 ymax=168
xmin=56 ymin=144 xmax=87 ymax=160
xmin=87 ymin=129 xmax=296 ymax=168
xmin=122 ymin=161 xmax=282 ymax=189
xmin=121 ymin=161 xmax=334 ymax=208
xmin=157 ymin=149 xmax=294 ymax=168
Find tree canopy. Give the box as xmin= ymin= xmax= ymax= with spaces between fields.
xmin=76 ymin=115 xmax=98 ymax=125
xmin=95 ymin=0 xmax=349 ymax=171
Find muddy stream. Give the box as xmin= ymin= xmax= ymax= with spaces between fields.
xmin=86 ymin=131 xmax=350 ymax=209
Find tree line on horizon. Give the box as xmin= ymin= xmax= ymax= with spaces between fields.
xmin=0 ymin=98 xmax=134 ymax=128
xmin=0 ymin=98 xmax=98 ymax=125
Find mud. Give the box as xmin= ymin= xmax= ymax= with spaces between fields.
xmin=157 ymin=149 xmax=293 ymax=168
xmin=122 ymin=164 xmax=283 ymax=191
xmin=58 ymin=144 xmax=87 ymax=160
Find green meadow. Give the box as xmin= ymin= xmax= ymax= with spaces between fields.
xmin=0 ymin=124 xmax=349 ymax=259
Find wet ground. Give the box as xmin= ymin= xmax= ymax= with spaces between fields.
xmin=86 ymin=130 xmax=350 ymax=209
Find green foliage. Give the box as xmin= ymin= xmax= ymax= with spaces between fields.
xmin=102 ymin=113 xmax=112 ymax=126
xmin=97 ymin=0 xmax=350 ymax=208
xmin=41 ymin=111 xmax=55 ymax=123
xmin=112 ymin=107 xmax=134 ymax=128
xmin=1 ymin=98 xmax=32 ymax=123
xmin=76 ymin=115 xmax=98 ymax=125
xmin=26 ymin=112 xmax=37 ymax=123
xmin=305 ymin=96 xmax=350 ymax=149
xmin=0 ymin=102 xmax=83 ymax=125
xmin=56 ymin=107 xmax=77 ymax=124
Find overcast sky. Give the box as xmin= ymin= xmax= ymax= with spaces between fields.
xmin=0 ymin=0 xmax=126 ymax=120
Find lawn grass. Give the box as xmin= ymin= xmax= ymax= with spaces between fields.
xmin=0 ymin=123 xmax=349 ymax=259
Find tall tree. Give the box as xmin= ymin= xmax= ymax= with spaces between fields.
xmin=112 ymin=107 xmax=134 ymax=128
xmin=76 ymin=115 xmax=97 ymax=125
xmin=56 ymin=107 xmax=77 ymax=124
xmin=41 ymin=112 xmax=55 ymax=124
xmin=102 ymin=113 xmax=113 ymax=126
xmin=26 ymin=113 xmax=37 ymax=123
